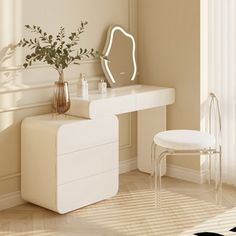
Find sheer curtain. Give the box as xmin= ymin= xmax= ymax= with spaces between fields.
xmin=201 ymin=0 xmax=236 ymax=185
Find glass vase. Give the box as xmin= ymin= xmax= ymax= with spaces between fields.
xmin=53 ymin=81 xmax=70 ymax=114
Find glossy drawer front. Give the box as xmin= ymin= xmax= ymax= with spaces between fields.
xmin=57 ymin=116 xmax=118 ymax=155
xmin=70 ymin=95 xmax=136 ymax=118
xmin=136 ymin=88 xmax=175 ymax=111
xmin=57 ymin=142 xmax=118 ymax=185
xmin=57 ymin=169 xmax=118 ymax=214
xmin=89 ymin=95 xmax=136 ymax=117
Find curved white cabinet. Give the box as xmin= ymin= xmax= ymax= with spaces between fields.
xmin=21 ymin=114 xmax=119 ymax=214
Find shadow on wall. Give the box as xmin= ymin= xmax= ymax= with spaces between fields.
xmin=0 ymin=44 xmax=18 ymax=79
xmin=0 ymin=43 xmax=22 ymax=113
xmin=0 ymin=44 xmax=18 ymax=66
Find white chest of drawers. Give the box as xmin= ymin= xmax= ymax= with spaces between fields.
xmin=21 ymin=114 xmax=119 ymax=214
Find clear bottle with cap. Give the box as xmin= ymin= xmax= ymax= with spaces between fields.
xmin=98 ymin=79 xmax=107 ymax=94
xmin=78 ymin=73 xmax=88 ymax=97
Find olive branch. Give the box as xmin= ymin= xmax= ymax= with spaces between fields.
xmin=18 ymin=22 xmax=98 ymax=81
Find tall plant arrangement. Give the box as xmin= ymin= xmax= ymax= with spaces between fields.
xmin=18 ymin=21 xmax=98 ymax=114
xmin=19 ymin=21 xmax=97 ymax=81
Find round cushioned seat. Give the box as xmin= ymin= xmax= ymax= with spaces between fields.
xmin=154 ymin=130 xmax=216 ymax=150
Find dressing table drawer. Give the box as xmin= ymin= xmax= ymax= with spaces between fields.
xmin=70 ymin=94 xmax=136 ymax=118
xmin=21 ymin=114 xmax=119 ymax=214
xmin=57 ymin=142 xmax=118 ymax=185
xmin=136 ymin=88 xmax=175 ymax=111
xmin=57 ymin=169 xmax=118 ymax=214
xmin=57 ymin=116 xmax=118 ymax=154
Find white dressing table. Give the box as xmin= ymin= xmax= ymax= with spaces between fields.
xmin=21 ymin=25 xmax=175 ymax=214
xmin=21 ymin=84 xmax=174 ymax=214
xmin=69 ymin=84 xmax=175 ymax=174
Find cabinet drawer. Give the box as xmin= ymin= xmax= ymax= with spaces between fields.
xmin=57 ymin=116 xmax=118 ymax=155
xmin=70 ymin=94 xmax=136 ymax=118
xmin=57 ymin=169 xmax=118 ymax=214
xmin=57 ymin=142 xmax=118 ymax=185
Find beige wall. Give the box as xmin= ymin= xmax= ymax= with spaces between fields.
xmin=0 ymin=0 xmax=200 ymax=197
xmin=138 ymin=0 xmax=200 ymax=170
xmin=0 ymin=0 xmax=137 ymax=196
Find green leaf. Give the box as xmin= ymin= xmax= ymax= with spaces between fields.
xmin=19 ymin=23 xmax=97 ymax=70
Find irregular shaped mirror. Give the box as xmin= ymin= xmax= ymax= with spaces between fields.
xmin=101 ymin=25 xmax=137 ymax=88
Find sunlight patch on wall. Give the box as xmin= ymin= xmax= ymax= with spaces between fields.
xmin=0 ymin=0 xmax=13 ymax=47
xmin=0 ymin=0 xmax=23 ymax=129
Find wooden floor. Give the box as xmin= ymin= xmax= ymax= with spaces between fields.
xmin=0 ymin=170 xmax=236 ymax=236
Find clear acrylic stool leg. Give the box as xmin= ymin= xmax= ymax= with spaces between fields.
xmin=216 ymin=149 xmax=222 ymax=206
xmin=154 ymin=150 xmax=168 ymax=208
xmin=207 ymin=154 xmax=212 ymax=185
xmin=150 ymin=142 xmax=155 ymax=190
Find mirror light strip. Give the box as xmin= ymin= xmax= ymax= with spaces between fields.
xmin=103 ymin=25 xmax=137 ymax=83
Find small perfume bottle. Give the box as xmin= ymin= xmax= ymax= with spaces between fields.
xmin=98 ymin=79 xmax=107 ymax=94
xmin=78 ymin=73 xmax=88 ymax=97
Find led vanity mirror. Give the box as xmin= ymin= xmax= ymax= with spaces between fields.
xmin=101 ymin=25 xmax=137 ymax=88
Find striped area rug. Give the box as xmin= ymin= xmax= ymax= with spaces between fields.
xmin=180 ymin=207 xmax=236 ymax=236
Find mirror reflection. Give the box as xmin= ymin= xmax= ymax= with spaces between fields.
xmin=101 ymin=25 xmax=137 ymax=88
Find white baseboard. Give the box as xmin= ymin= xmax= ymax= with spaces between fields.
xmin=0 ymin=191 xmax=25 ymax=211
xmin=166 ymin=164 xmax=207 ymax=184
xmin=119 ymin=158 xmax=137 ymax=174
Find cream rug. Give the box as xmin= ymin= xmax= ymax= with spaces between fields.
xmin=64 ymin=189 xmax=229 ymax=236
xmin=0 ymin=188 xmax=234 ymax=236
xmin=180 ymin=207 xmax=236 ymax=236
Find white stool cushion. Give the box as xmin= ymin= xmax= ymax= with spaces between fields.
xmin=154 ymin=130 xmax=216 ymax=150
